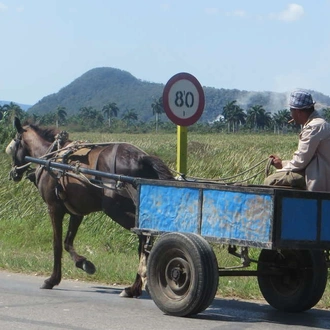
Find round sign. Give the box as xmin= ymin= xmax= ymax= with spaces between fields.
xmin=163 ymin=72 xmax=205 ymax=126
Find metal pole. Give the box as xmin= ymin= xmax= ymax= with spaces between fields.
xmin=176 ymin=125 xmax=187 ymax=175
xmin=25 ymin=156 xmax=137 ymax=185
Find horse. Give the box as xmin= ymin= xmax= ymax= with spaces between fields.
xmin=5 ymin=117 xmax=174 ymax=297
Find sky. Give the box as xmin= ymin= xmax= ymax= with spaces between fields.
xmin=1 ymin=0 xmax=330 ymax=105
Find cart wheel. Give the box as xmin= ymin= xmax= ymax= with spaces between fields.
xmin=257 ymin=249 xmax=327 ymax=312
xmin=147 ymin=232 xmax=219 ymax=317
xmin=184 ymin=233 xmax=219 ymax=315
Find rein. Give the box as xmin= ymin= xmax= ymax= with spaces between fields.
xmin=175 ymin=157 xmax=272 ymax=185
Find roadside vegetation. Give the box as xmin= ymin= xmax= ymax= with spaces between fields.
xmin=2 ymin=98 xmax=330 ymax=135
xmin=1 ymin=106 xmax=330 ymax=309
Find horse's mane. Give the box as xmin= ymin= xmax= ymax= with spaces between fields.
xmin=28 ymin=123 xmax=59 ymax=143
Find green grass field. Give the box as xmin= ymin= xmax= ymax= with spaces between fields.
xmin=1 ymin=131 xmax=329 ymax=308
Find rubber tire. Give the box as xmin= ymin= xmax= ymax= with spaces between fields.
xmin=184 ymin=233 xmax=219 ymax=315
xmin=147 ymin=232 xmax=219 ymax=317
xmin=257 ymin=249 xmax=328 ymax=312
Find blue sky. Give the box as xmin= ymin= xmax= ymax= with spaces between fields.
xmin=1 ymin=1 xmax=330 ymax=105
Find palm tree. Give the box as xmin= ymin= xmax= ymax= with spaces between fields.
xmin=151 ymin=96 xmax=164 ymax=132
xmin=79 ymin=106 xmax=95 ymax=121
xmin=222 ymin=101 xmax=236 ymax=131
xmin=55 ymin=106 xmax=67 ymax=128
xmin=102 ymin=102 xmax=119 ymax=127
xmin=93 ymin=110 xmax=105 ymax=127
xmin=2 ymin=102 xmax=25 ymax=122
xmin=272 ymin=109 xmax=291 ymax=134
xmin=246 ymin=105 xmax=272 ymax=131
xmin=222 ymin=100 xmax=246 ymax=132
xmin=79 ymin=106 xmax=104 ymax=127
xmin=122 ymin=108 xmax=138 ymax=127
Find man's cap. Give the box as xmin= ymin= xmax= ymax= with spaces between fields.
xmin=289 ymin=90 xmax=315 ymax=109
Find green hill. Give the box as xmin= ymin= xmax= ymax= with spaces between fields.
xmin=28 ymin=67 xmax=330 ymax=122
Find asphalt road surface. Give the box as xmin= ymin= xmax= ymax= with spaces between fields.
xmin=0 ymin=270 xmax=330 ymax=330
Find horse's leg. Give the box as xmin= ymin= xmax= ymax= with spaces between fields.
xmin=64 ymin=214 xmax=96 ymax=275
xmin=41 ymin=206 xmax=65 ymax=289
xmin=119 ymin=235 xmax=150 ymax=298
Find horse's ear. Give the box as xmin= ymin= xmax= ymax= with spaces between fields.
xmin=13 ymin=116 xmax=24 ymax=133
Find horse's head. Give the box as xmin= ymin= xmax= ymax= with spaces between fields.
xmin=6 ymin=117 xmax=69 ymax=182
xmin=5 ymin=117 xmax=32 ymax=181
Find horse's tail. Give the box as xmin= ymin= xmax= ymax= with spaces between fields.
xmin=140 ymin=155 xmax=174 ymax=180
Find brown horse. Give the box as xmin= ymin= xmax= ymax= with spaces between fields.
xmin=5 ymin=117 xmax=174 ymax=297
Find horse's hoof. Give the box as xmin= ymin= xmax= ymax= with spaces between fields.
xmin=119 ymin=288 xmax=133 ymax=298
xmin=82 ymin=260 xmax=96 ymax=274
xmin=40 ymin=281 xmax=54 ymax=289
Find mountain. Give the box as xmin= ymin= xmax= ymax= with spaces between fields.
xmin=27 ymin=67 xmax=330 ymax=122
xmin=0 ymin=101 xmax=31 ymax=111
xmin=29 ymin=67 xmax=164 ymax=121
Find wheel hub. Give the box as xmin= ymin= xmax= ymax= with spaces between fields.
xmin=171 ymin=267 xmax=182 ymax=281
xmin=165 ymin=257 xmax=190 ymax=295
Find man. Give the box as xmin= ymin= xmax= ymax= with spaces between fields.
xmin=264 ymin=89 xmax=330 ymax=192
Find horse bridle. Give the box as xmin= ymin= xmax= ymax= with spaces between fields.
xmin=7 ymin=133 xmax=32 ymax=180
xmin=7 ymin=129 xmax=72 ymax=182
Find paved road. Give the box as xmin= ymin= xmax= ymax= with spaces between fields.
xmin=0 ymin=270 xmax=330 ymax=330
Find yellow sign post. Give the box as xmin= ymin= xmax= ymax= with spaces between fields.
xmin=163 ymin=72 xmax=205 ymax=176
xmin=177 ymin=125 xmax=187 ymax=174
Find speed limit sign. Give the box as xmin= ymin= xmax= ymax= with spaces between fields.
xmin=163 ymin=72 xmax=205 ymax=126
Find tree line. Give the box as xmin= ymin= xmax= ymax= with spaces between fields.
xmin=2 ymin=98 xmax=330 ymax=138
xmin=0 ymin=98 xmax=164 ymax=131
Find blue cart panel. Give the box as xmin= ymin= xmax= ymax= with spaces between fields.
xmin=135 ymin=180 xmax=330 ymax=250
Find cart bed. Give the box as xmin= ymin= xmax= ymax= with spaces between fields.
xmin=135 ymin=179 xmax=330 ymax=250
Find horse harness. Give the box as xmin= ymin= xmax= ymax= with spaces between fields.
xmin=8 ymin=130 xmax=130 ymax=214
xmin=51 ymin=142 xmax=123 ymax=215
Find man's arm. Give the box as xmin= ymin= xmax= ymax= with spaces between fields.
xmin=283 ymin=125 xmax=321 ymax=171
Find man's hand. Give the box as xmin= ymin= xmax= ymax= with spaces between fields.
xmin=269 ymin=155 xmax=283 ymax=169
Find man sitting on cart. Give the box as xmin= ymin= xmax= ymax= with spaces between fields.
xmin=265 ymin=89 xmax=330 ymax=192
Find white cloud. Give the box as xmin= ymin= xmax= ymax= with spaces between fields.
xmin=0 ymin=2 xmax=8 ymax=12
xmin=226 ymin=10 xmax=246 ymax=18
xmin=16 ymin=6 xmax=24 ymax=12
xmin=271 ymin=4 xmax=304 ymax=22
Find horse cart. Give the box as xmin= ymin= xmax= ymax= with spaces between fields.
xmin=133 ymin=178 xmax=330 ymax=317
xmin=25 ymin=156 xmax=330 ymax=317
